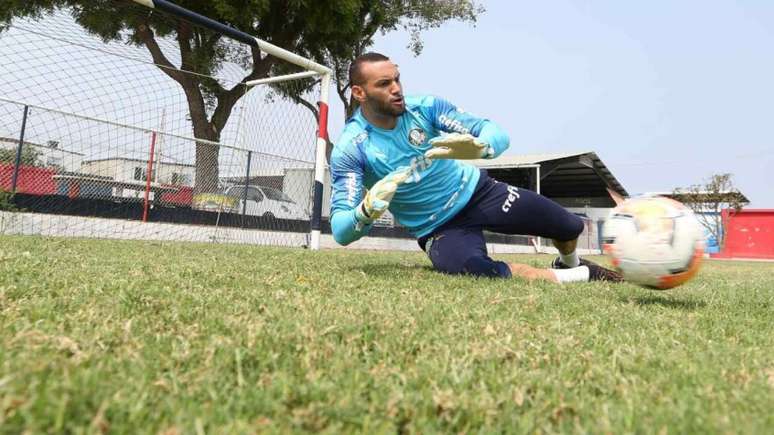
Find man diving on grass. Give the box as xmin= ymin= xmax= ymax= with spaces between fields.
xmin=329 ymin=52 xmax=622 ymax=284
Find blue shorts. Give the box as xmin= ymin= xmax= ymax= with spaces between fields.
xmin=417 ymin=170 xmax=584 ymax=278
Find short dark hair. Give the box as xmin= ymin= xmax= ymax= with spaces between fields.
xmin=349 ymin=52 xmax=390 ymax=86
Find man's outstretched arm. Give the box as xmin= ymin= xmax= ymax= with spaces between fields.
xmin=423 ymin=96 xmax=510 ymax=160
xmin=330 ymin=145 xmax=368 ymax=245
xmin=331 ymin=167 xmax=411 ymax=245
xmin=330 ymin=141 xmax=412 ymax=245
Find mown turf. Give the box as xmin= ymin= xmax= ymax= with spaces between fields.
xmin=1 ymin=235 xmax=773 ymax=434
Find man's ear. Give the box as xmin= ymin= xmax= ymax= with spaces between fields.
xmin=351 ymin=84 xmax=366 ymax=103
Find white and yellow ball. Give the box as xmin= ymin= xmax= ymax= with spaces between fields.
xmin=602 ymin=196 xmax=704 ymax=289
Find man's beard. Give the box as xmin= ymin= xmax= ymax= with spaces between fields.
xmin=366 ymin=94 xmax=406 ymax=117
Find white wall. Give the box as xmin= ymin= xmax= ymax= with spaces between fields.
xmin=81 ymin=159 xmax=194 ymax=186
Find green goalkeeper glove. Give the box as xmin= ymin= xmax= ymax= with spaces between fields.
xmin=355 ymin=168 xmax=412 ymax=223
xmin=425 ymin=133 xmax=494 ymax=160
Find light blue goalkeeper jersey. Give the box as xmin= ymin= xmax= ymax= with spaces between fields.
xmin=329 ymin=95 xmax=510 ymax=245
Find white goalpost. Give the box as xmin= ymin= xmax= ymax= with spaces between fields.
xmin=131 ymin=0 xmax=333 ymax=250
xmin=0 ymin=0 xmax=332 ymax=250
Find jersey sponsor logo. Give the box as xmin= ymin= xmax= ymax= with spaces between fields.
xmin=408 ymin=128 xmax=426 ymax=146
xmin=501 ymin=185 xmax=521 ymax=212
xmin=438 ymin=114 xmax=470 ymax=134
xmin=406 ymin=155 xmax=432 ymax=183
xmin=346 ymin=172 xmax=358 ymax=206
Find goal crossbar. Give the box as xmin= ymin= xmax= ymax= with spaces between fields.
xmin=132 ymin=0 xmax=331 ymax=76
xmin=245 ymin=71 xmax=322 ymax=87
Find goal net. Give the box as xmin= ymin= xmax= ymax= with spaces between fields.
xmin=0 ymin=0 xmax=330 ymax=248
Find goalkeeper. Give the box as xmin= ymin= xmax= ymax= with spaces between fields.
xmin=329 ymin=52 xmax=621 ymax=283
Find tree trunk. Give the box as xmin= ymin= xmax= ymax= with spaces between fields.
xmin=192 ymin=124 xmax=220 ymax=195
xmin=179 ymin=78 xmax=221 ymax=195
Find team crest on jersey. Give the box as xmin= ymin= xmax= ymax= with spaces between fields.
xmin=408 ymin=128 xmax=426 ymax=147
xmin=353 ymin=132 xmax=368 ymax=145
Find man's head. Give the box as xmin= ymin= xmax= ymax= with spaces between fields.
xmin=349 ymin=52 xmax=405 ymax=120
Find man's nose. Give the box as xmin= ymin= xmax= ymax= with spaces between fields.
xmin=389 ymin=81 xmax=401 ymax=94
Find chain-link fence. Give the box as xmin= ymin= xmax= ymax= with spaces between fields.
xmin=0 ymin=1 xmax=324 ymax=246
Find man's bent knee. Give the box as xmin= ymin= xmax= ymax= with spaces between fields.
xmin=461 ymin=256 xmax=512 ymax=278
xmin=431 ymin=255 xmax=511 ymax=278
xmin=554 ymin=213 xmax=584 ymax=242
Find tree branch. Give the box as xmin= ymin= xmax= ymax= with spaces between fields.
xmin=210 ymin=46 xmax=275 ymax=134
xmin=295 ymin=95 xmax=320 ymax=120
xmin=135 ymin=22 xmax=185 ymax=84
xmin=210 ymin=27 xmax=298 ymax=133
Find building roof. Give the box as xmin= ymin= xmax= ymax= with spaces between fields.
xmin=472 ymin=151 xmax=593 ymax=168
xmin=472 ymin=151 xmax=628 ymax=201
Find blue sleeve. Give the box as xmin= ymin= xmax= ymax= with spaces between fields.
xmin=329 ymin=142 xmax=374 ymax=245
xmin=426 ymin=96 xmax=510 ymax=158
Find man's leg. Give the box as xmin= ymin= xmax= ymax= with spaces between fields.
xmin=419 ymin=227 xmax=588 ymax=283
xmin=553 ymin=238 xmax=580 ymax=267
xmin=448 ymin=175 xmax=621 ymax=282
xmin=549 ymin=226 xmax=622 ymax=281
xmin=507 ymin=263 xmax=559 ymax=283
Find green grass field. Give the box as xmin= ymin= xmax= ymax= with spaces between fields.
xmin=1 ymin=235 xmax=773 ymax=434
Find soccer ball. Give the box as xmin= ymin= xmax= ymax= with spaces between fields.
xmin=601 ymin=196 xmax=704 ymax=289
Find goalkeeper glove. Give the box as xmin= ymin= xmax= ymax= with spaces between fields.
xmin=355 ymin=168 xmax=412 ymax=223
xmin=425 ymin=133 xmax=494 ymax=160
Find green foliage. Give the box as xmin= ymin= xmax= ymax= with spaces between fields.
xmin=271 ymin=0 xmax=485 ymax=119
xmin=1 ymin=235 xmax=773 ymax=433
xmin=0 ymin=189 xmax=18 ymax=211
xmin=0 ymin=144 xmax=42 ymax=166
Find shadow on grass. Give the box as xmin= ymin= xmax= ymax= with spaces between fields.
xmin=621 ymin=294 xmax=706 ymax=311
xmin=349 ymin=263 xmax=435 ymax=278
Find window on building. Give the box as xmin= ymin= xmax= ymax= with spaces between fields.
xmin=133 ymin=167 xmax=155 ymax=182
xmin=170 ymin=172 xmax=191 ymax=186
xmin=46 ymin=156 xmax=63 ymax=169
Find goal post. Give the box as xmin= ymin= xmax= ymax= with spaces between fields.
xmin=0 ymin=0 xmax=332 ymax=249
xmin=131 ymin=0 xmax=332 ymax=249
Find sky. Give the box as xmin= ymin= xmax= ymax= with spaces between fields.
xmin=328 ymin=0 xmax=774 ymax=207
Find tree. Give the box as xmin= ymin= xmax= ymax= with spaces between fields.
xmin=673 ymin=173 xmax=748 ymax=249
xmin=0 ymin=0 xmax=482 ymax=192
xmin=0 ymin=144 xmax=42 ymax=166
xmin=273 ymin=0 xmax=484 ymax=121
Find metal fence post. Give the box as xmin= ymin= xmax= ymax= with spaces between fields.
xmin=10 ymin=105 xmax=30 ymax=193
xmin=242 ymin=150 xmax=252 ymax=227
